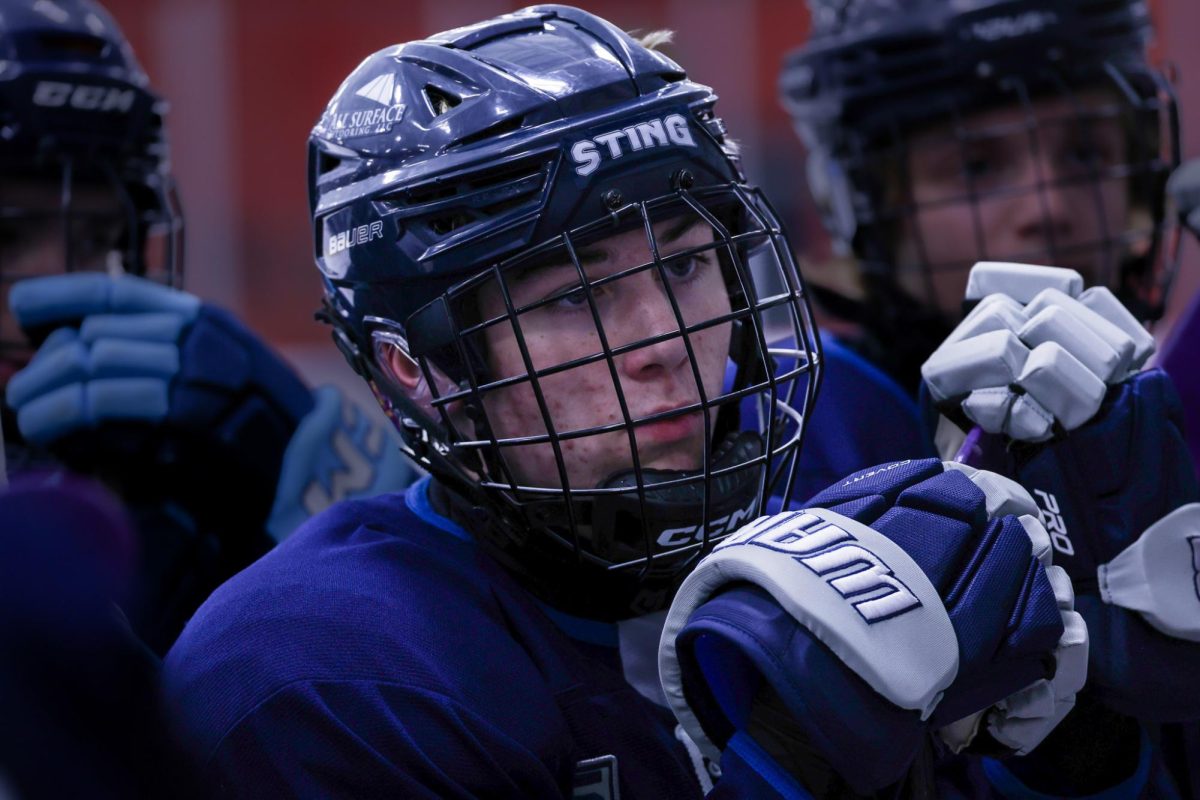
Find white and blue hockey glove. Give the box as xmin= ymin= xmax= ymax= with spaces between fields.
xmin=659 ymin=458 xmax=1086 ymax=797
xmin=5 ymin=273 xmax=411 ymax=537
xmin=923 ymin=262 xmax=1200 ymax=721
xmin=991 ymin=369 xmax=1200 ymax=723
xmin=922 ymin=262 xmax=1155 ymax=443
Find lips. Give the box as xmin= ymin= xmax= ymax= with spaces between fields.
xmin=632 ymin=405 xmax=704 ymax=445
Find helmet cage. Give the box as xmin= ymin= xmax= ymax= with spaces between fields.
xmin=836 ymin=59 xmax=1179 ymax=320
xmin=0 ymin=154 xmax=183 ymax=360
xmin=366 ymin=181 xmax=820 ymax=615
xmin=0 ymin=0 xmax=184 ymax=362
xmin=782 ymin=0 xmax=1182 ymax=324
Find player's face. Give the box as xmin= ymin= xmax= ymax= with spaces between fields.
xmin=475 ymin=218 xmax=732 ymax=491
xmin=0 ymin=176 xmax=126 ymax=383
xmin=897 ymin=90 xmax=1131 ymax=317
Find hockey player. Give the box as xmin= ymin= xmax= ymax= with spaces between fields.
xmin=781 ymin=1 xmax=1200 ymax=795
xmin=164 ymin=8 xmax=1088 ymax=797
xmin=775 ymin=0 xmax=1195 ymax=493
xmin=0 ymin=0 xmax=413 ymax=653
xmin=780 ymin=0 xmax=1180 ymax=393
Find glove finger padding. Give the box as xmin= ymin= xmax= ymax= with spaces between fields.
xmin=659 ymin=458 xmax=1082 ymax=794
xmin=816 ymin=459 xmax=1080 ymax=746
xmin=923 ymin=262 xmax=1154 ymax=442
xmin=5 ymin=274 xmax=314 ymax=530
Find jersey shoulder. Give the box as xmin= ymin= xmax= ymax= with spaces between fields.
xmin=163 ymin=480 xmax=561 ymax=760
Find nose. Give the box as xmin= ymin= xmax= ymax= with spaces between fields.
xmin=1012 ymin=152 xmax=1076 ymax=259
xmin=614 ymin=272 xmax=690 ymax=383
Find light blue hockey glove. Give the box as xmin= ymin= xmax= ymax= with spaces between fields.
xmin=5 ymin=273 xmax=412 ymax=536
xmin=266 ymin=384 xmax=415 ymax=541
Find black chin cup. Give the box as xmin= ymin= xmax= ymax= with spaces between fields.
xmin=531 ymin=430 xmax=765 ymax=568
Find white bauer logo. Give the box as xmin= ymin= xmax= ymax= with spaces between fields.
xmin=725 ymin=511 xmax=923 ymax=623
xmin=570 ymin=113 xmax=697 ymax=177
xmin=969 ymin=10 xmax=1059 ymax=42
xmin=327 ymin=220 xmax=384 ymax=256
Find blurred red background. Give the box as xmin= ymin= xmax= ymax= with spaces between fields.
xmin=99 ymin=0 xmax=1200 ymax=389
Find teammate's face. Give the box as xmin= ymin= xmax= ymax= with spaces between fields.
xmin=0 ymin=177 xmax=125 ymax=383
xmin=475 ymin=219 xmax=732 ymax=491
xmin=897 ymin=90 xmax=1131 ymax=317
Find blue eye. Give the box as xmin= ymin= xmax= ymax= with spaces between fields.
xmin=662 ymin=253 xmax=712 ymax=283
xmin=553 ymin=285 xmax=588 ymax=308
xmin=664 ymin=257 xmax=697 ymax=279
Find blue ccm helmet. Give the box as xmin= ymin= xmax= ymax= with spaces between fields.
xmin=780 ymin=0 xmax=1179 ymax=385
xmin=308 ymin=5 xmax=821 ymax=620
xmin=0 ymin=0 xmax=182 ymax=365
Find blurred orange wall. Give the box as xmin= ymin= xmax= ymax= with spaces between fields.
xmin=100 ymin=0 xmax=1200 ymax=351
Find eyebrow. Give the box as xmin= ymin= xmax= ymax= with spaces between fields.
xmin=573 ymin=216 xmax=702 ymax=265
xmin=506 ymin=216 xmax=706 ymax=292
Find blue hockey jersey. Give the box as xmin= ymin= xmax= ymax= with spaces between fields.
xmin=163 ymin=477 xmax=807 ymax=798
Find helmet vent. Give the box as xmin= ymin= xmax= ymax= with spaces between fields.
xmin=429 ymin=211 xmax=474 ymax=235
xmin=452 ymin=115 xmax=524 ymax=149
xmin=1082 ymin=0 xmax=1140 ymax=17
xmin=425 ymin=85 xmax=462 ymax=117
xmin=318 ymin=151 xmax=345 ymax=175
xmin=37 ymin=32 xmax=107 ymax=59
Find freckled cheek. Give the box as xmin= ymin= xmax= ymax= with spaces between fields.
xmin=540 ymin=362 xmax=622 ymax=433
xmin=693 ymin=319 xmax=732 ymax=396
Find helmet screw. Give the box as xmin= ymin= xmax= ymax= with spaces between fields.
xmin=673 ymin=169 xmax=695 ymax=190
xmin=602 ymin=189 xmax=624 ymax=210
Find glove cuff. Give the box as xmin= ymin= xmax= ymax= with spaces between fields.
xmin=659 ymin=507 xmax=957 ymax=759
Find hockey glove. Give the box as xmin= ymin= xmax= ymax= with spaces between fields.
xmin=659 ymin=458 xmax=1086 ymax=796
xmin=1000 ymin=368 xmax=1200 ymax=721
xmin=5 ymin=273 xmax=408 ymax=536
xmin=922 ymin=261 xmax=1155 ymax=442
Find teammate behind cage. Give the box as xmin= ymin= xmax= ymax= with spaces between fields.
xmin=164 ymin=7 xmax=1091 ymax=797
xmin=0 ymin=0 xmax=414 ymax=654
xmin=780 ymin=1 xmax=1200 ymax=796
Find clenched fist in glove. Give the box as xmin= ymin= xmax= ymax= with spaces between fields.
xmin=921 ymin=262 xmax=1200 ymax=722
xmin=922 ymin=261 xmax=1155 ymax=442
xmin=5 ymin=273 xmax=316 ymax=529
xmin=658 ymin=458 xmax=1085 ymax=797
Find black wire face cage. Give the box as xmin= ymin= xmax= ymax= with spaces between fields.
xmin=843 ymin=62 xmax=1179 ymax=323
xmin=372 ymin=183 xmax=820 ymax=615
xmin=0 ymin=156 xmax=182 ymax=368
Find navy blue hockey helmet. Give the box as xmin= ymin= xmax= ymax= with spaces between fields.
xmin=0 ymin=0 xmax=182 ymax=367
xmin=309 ymin=6 xmax=821 ymax=619
xmin=780 ymin=0 xmax=1179 ymax=341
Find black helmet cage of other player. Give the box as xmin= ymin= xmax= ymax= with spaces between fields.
xmin=781 ymin=0 xmax=1181 ymax=323
xmin=0 ymin=0 xmax=183 ymax=361
xmin=310 ymin=5 xmax=821 ymax=619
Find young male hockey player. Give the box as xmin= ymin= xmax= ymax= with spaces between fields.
xmin=780 ymin=0 xmax=1181 ymax=394
xmin=164 ymin=7 xmax=1089 ymax=797
xmin=0 ymin=0 xmax=412 ymax=653
xmin=781 ymin=1 xmax=1200 ymax=795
